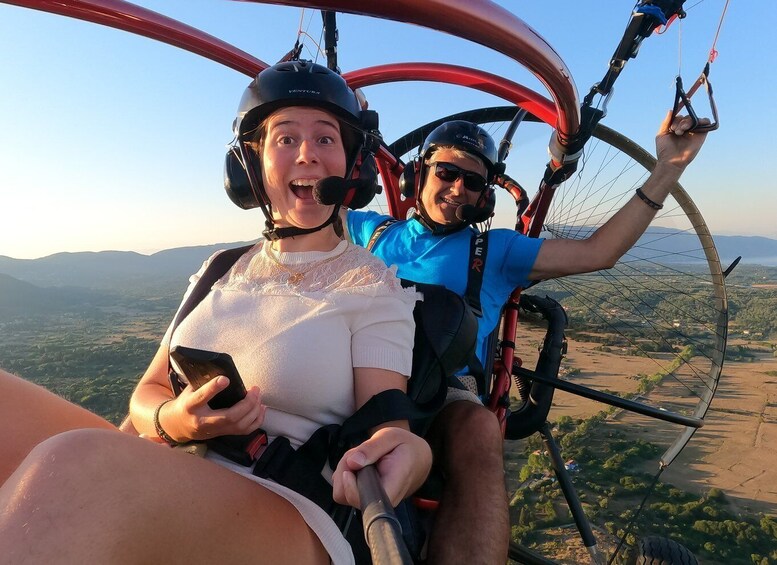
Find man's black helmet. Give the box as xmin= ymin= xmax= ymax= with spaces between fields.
xmin=420 ymin=120 xmax=500 ymax=181
xmin=401 ymin=120 xmax=502 ymax=235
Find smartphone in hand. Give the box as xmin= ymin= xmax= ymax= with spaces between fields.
xmin=170 ymin=346 xmax=247 ymax=410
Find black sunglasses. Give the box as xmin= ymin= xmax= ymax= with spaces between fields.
xmin=431 ymin=161 xmax=488 ymax=193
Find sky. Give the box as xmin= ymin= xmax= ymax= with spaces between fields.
xmin=0 ymin=0 xmax=773 ymax=260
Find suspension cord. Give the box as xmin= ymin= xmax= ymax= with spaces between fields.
xmin=677 ymin=15 xmax=683 ymax=77
xmin=291 ymin=9 xmax=326 ymax=62
xmin=671 ymin=0 xmax=730 ymax=131
xmin=707 ymin=0 xmax=730 ymax=64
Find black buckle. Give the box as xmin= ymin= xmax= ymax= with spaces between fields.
xmin=206 ymin=428 xmax=268 ymax=467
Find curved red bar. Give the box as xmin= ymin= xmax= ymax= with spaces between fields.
xmin=1 ymin=0 xmax=268 ymax=76
xmin=239 ymin=0 xmax=580 ymax=140
xmin=346 ymin=63 xmax=560 ymax=219
xmin=345 ymin=63 xmax=557 ymax=127
xmin=4 ymin=0 xmax=580 ymax=140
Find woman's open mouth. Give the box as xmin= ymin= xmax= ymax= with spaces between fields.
xmin=289 ymin=179 xmax=318 ymax=201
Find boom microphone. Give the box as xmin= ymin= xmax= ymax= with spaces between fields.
xmin=455 ymin=204 xmax=478 ymax=222
xmin=454 ymin=191 xmax=496 ymax=224
xmin=456 ymin=204 xmax=494 ymax=223
xmin=313 ymin=176 xmax=378 ymax=209
xmin=313 ymin=176 xmax=352 ymax=206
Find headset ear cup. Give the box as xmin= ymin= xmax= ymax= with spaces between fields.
xmin=224 ymin=146 xmax=262 ymax=210
xmin=345 ymin=152 xmax=382 ymax=209
xmin=399 ymin=157 xmax=419 ymax=199
xmin=479 ymin=188 xmax=497 ymax=221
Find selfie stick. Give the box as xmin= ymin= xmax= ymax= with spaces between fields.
xmin=357 ymin=465 xmax=413 ymax=565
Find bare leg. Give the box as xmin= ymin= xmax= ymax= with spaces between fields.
xmin=0 ymin=429 xmax=330 ymax=564
xmin=425 ymin=401 xmax=509 ymax=564
xmin=0 ymin=369 xmax=116 ymax=484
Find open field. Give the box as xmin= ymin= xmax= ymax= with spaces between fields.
xmin=505 ymin=329 xmax=777 ymax=563
xmin=511 ymin=329 xmax=777 ymax=515
xmin=660 ymin=342 xmax=777 ymax=515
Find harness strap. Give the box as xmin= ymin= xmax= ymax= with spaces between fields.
xmin=171 ymin=244 xmax=254 ymax=335
xmin=365 ymin=218 xmax=397 ymax=251
xmin=464 ymin=231 xmax=488 ymax=317
xmin=253 ymin=431 xmax=339 ymax=511
xmin=251 ymin=429 xmax=369 ymax=561
xmin=168 ymin=244 xmax=254 ymax=395
xmin=249 ymin=390 xmax=431 ymax=505
xmin=335 ymin=389 xmax=424 ymax=459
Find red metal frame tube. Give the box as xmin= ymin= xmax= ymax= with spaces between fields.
xmin=345 ymin=63 xmax=557 ymax=127
xmin=236 ymin=0 xmax=580 ymax=139
xmin=1 ymin=0 xmax=268 ymax=76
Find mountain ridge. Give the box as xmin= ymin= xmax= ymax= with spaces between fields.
xmin=0 ymin=232 xmax=775 ymax=292
xmin=0 ymin=240 xmax=257 ymax=292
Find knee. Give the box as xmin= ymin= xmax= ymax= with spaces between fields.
xmin=22 ymin=429 xmax=123 ymax=486
xmin=0 ymin=430 xmax=138 ymax=547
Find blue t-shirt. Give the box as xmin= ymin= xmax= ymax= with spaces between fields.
xmin=347 ymin=210 xmax=543 ymax=369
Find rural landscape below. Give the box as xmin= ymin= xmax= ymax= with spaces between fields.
xmin=1 ymin=238 xmax=776 ymax=563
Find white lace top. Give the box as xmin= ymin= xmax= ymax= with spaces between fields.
xmin=163 ymin=240 xmax=418 ymax=564
xmin=167 ymin=240 xmax=419 ymax=449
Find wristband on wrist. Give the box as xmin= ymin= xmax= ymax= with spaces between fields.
xmin=154 ymin=399 xmax=180 ymax=446
xmin=635 ymin=187 xmax=664 ymax=210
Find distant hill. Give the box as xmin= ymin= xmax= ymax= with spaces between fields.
xmin=0 ymin=273 xmax=115 ymax=315
xmin=0 ymin=240 xmax=257 ymax=293
xmin=0 ymin=233 xmax=774 ymax=295
xmin=544 ymin=229 xmax=777 ymax=266
xmin=710 ymin=234 xmax=777 ymax=265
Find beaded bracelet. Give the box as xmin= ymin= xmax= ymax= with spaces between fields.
xmin=154 ymin=399 xmax=180 ymax=446
xmin=635 ymin=187 xmax=664 ymax=210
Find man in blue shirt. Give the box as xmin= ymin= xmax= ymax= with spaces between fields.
xmin=346 ymin=114 xmax=707 ymax=563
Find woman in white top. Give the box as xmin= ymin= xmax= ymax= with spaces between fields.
xmin=0 ymin=60 xmax=430 ymax=564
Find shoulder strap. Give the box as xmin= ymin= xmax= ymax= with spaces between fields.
xmin=464 ymin=231 xmax=489 ymax=318
xmin=366 ymin=218 xmax=397 ymax=252
xmin=170 ymin=244 xmax=254 ymax=337
xmin=167 ymin=244 xmax=254 ymax=395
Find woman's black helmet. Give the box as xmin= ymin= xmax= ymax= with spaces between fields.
xmin=234 ymin=60 xmax=365 ymax=170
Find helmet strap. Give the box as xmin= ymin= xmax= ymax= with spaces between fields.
xmin=262 ymin=205 xmax=342 ymax=241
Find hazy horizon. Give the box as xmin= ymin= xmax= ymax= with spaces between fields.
xmin=3 ymin=230 xmax=777 ymax=264
xmin=2 ymin=1 xmax=773 ymax=260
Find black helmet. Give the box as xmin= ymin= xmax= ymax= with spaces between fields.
xmin=420 ymin=120 xmax=499 ymax=181
xmin=226 ymin=60 xmax=375 ymax=240
xmin=235 ymin=60 xmax=363 ymax=143
xmin=407 ymin=120 xmax=501 ymax=234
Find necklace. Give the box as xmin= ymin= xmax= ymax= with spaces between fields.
xmin=264 ymin=241 xmax=348 ymax=286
